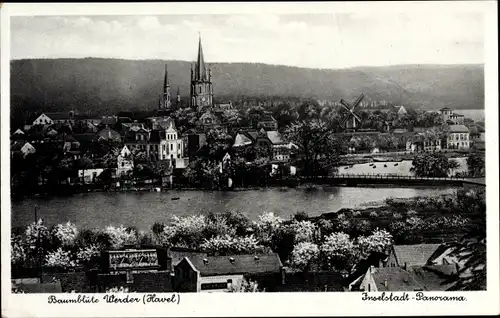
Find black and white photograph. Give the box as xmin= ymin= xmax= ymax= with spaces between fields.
xmin=1 ymin=2 xmax=498 ymax=317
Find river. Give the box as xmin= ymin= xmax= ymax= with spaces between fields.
xmin=11 ymin=186 xmax=459 ymax=231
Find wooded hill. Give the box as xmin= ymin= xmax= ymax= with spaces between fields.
xmin=10 ymin=58 xmax=483 ymax=118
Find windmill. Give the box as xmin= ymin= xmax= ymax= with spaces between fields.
xmin=340 ymin=93 xmax=364 ymax=131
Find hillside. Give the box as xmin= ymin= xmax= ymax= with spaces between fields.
xmin=10 ymin=58 xmax=484 ymax=118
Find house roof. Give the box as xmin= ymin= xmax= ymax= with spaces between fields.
xmin=448 ymin=124 xmax=469 ymax=133
xmin=393 ymin=244 xmax=442 ymax=267
xmin=451 ymin=113 xmax=464 ymax=117
xmin=370 ymin=267 xmax=424 ymax=291
xmin=167 ymin=248 xmax=208 ymax=270
xmin=233 ymin=133 xmax=253 ymax=147
xmin=184 ymin=253 xmax=283 ymax=276
xmin=96 ymin=127 xmax=121 ymax=140
xmin=260 ymin=114 xmax=277 ymax=122
xmin=266 ymin=131 xmax=285 ymax=144
xmin=408 ymin=265 xmax=457 ymax=291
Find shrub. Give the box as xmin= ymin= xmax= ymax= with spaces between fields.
xmin=200 ymin=235 xmax=262 ymax=255
xmin=254 ymin=212 xmax=284 ymax=243
xmin=52 ymin=222 xmax=78 ymax=247
xmin=151 ymin=222 xmax=165 ymax=236
xmin=203 ymin=214 xmax=237 ymax=239
xmin=288 ymin=220 xmax=317 ymax=243
xmin=11 ymin=234 xmax=26 ymax=265
xmin=352 ymin=211 xmax=362 ymax=217
xmin=392 ymin=212 xmax=403 ymax=220
xmin=335 ymin=214 xmax=351 ymax=232
xmin=25 ymin=219 xmax=50 ymax=254
xmin=45 ymin=248 xmax=78 ymax=269
xmin=76 ymin=244 xmax=101 ymax=265
xmin=75 ymin=228 xmax=111 ymax=250
xmin=369 ymin=211 xmax=379 ymax=218
xmin=316 ymin=219 xmax=334 ymax=236
xmin=105 ymin=225 xmax=138 ymax=250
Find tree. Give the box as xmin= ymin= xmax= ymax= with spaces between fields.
xmin=411 ymin=153 xmax=460 ymax=177
xmin=290 ymin=242 xmax=320 ymax=272
xmin=284 ymin=119 xmax=340 ymax=177
xmin=320 ymin=232 xmax=360 ymax=273
xmin=466 ymin=153 xmax=485 ymax=177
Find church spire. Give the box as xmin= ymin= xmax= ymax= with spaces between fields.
xmin=196 ymin=34 xmax=207 ymax=81
xmin=163 ymin=64 xmax=169 ymax=94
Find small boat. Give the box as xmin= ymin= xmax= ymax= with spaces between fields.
xmin=344 ymin=166 xmax=349 ymax=169
xmin=394 ymin=163 xmax=399 ymax=166
xmin=384 ymin=164 xmax=387 ymax=168
xmin=372 ymin=165 xmax=377 ymax=168
xmin=171 ymin=197 xmax=180 ymax=201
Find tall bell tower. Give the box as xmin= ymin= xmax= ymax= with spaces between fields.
xmin=190 ymin=35 xmax=213 ymax=112
xmin=159 ymin=64 xmax=171 ymax=110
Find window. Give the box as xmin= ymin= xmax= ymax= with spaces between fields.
xmin=201 ymin=282 xmax=227 ymax=290
xmin=170 ymin=144 xmax=173 ymax=151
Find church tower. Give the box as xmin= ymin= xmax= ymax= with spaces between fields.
xmin=160 ymin=64 xmax=171 ymax=110
xmin=190 ymin=35 xmax=213 ymax=112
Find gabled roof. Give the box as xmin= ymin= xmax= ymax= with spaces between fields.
xmin=233 ymin=133 xmax=253 ymax=147
xmin=13 ymin=129 xmax=25 ymax=135
xmin=184 ymin=253 xmax=283 ymax=276
xmin=392 ymin=244 xmax=442 ymax=267
xmin=370 ymin=267 xmax=424 ymax=291
xmin=448 ymin=124 xmax=469 ymax=133
xmin=408 ymin=265 xmax=457 ymax=291
xmin=266 ymin=131 xmax=285 ymax=144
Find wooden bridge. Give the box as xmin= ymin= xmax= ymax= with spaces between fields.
xmin=299 ymin=174 xmax=486 ymax=188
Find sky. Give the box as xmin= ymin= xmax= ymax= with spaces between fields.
xmin=10 ymin=13 xmax=484 ymax=69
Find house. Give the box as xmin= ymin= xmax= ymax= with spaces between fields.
xmin=350 ymin=266 xmax=425 ymax=292
xmin=12 ymin=129 xmax=25 ymax=140
xmin=185 ymin=132 xmax=207 ymax=159
xmin=124 ymin=125 xmax=152 ymax=155
xmin=385 ymin=244 xmax=443 ymax=269
xmin=174 ymin=253 xmax=283 ymax=292
xmin=96 ymin=127 xmax=122 ymax=143
xmin=32 ymin=113 xmax=54 ymax=126
xmin=117 ymin=145 xmax=134 ymax=177
xmin=78 ymin=168 xmax=105 ymax=184
xmin=197 ymin=111 xmax=222 ymax=130
xmin=147 ymin=116 xmax=175 ymax=130
xmin=446 ymin=125 xmax=470 ymax=149
xmin=159 ymin=119 xmax=185 ymax=163
xmin=440 ymin=108 xmax=464 ymax=125
xmin=101 ymin=115 xmax=119 ymax=127
xmin=232 ymin=129 xmax=297 ymax=162
xmin=257 ymin=114 xmax=278 ymax=130
xmin=11 ymin=141 xmax=36 ymax=158
xmin=349 ymin=265 xmax=456 ymax=292
xmin=406 ymin=133 xmax=442 ymax=153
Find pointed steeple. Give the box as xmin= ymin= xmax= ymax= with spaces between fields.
xmin=163 ymin=64 xmax=169 ymax=94
xmin=196 ymin=34 xmax=207 ymax=81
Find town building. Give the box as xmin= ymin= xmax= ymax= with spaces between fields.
xmin=232 ymin=129 xmax=297 ymax=162
xmin=78 ymin=168 xmax=105 ymax=184
xmin=96 ymin=126 xmax=122 ymax=143
xmin=174 ymin=254 xmax=283 ymax=292
xmin=11 ymin=141 xmax=36 ymax=158
xmin=440 ymin=107 xmax=465 ymax=125
xmin=384 ymin=244 xmax=443 ymax=268
xmin=190 ymin=36 xmax=214 ymax=112
xmin=406 ymin=133 xmax=442 ymax=153
xmin=257 ymin=114 xmax=278 ymax=130
xmin=32 ymin=113 xmax=54 ymax=126
xmin=446 ymin=124 xmax=470 ymax=149
xmin=117 ymin=145 xmax=134 ymax=177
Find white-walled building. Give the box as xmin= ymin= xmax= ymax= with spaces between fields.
xmin=447 ymin=125 xmax=470 ymax=149
xmin=117 ymin=145 xmax=134 ymax=177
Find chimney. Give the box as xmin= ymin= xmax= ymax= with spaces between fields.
xmin=203 ymin=258 xmax=208 ymax=265
xmin=229 ymin=257 xmax=235 ymax=264
xmin=254 ymin=255 xmax=259 ymax=261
